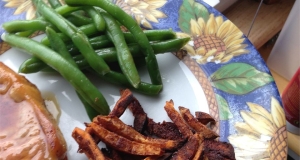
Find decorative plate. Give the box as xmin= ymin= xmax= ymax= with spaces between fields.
xmin=0 ymin=0 xmax=287 ymax=159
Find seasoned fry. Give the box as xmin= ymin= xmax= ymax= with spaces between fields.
xmin=146 ymin=118 xmax=183 ymax=140
xmin=90 ymin=122 xmax=164 ymax=156
xmin=170 ymin=133 xmax=201 ymax=160
xmin=179 ymin=106 xmax=219 ymax=139
xmin=84 ymin=123 xmax=101 ymax=144
xmin=72 ymin=127 xmax=106 ymax=160
xmin=192 ymin=134 xmax=204 ymax=160
xmin=110 ymin=149 xmax=123 ymax=160
xmin=128 ymin=98 xmax=147 ymax=133
xmin=104 ymin=147 xmax=123 ymax=160
xmin=71 ymin=92 xmax=235 ymax=159
xmin=109 ymin=89 xmax=133 ymax=117
xmin=164 ymin=100 xmax=193 ymax=139
xmin=195 ymin=111 xmax=216 ymax=125
xmin=95 ymin=115 xmax=182 ymax=150
xmin=203 ymin=139 xmax=236 ymax=160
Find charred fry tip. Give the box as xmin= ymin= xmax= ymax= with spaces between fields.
xmin=109 ymin=89 xmax=134 ymax=117
xmin=72 ymin=127 xmax=106 ymax=160
xmin=168 ymin=99 xmax=174 ymax=104
xmin=90 ymin=122 xmax=164 ymax=156
xmin=164 ymin=101 xmax=193 ymax=139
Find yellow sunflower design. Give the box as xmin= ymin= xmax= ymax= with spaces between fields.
xmin=115 ymin=0 xmax=167 ymax=29
xmin=178 ymin=0 xmax=249 ymax=64
xmin=2 ymin=0 xmax=66 ymax=20
xmin=3 ymin=0 xmax=167 ymax=29
xmin=228 ymin=97 xmax=287 ymax=160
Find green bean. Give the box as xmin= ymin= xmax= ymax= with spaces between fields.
xmin=67 ymin=38 xmax=112 ymax=55
xmin=46 ymin=27 xmax=102 ymax=119
xmin=14 ymin=5 xmax=82 ymax=37
xmin=92 ymin=37 xmax=190 ymax=63
xmin=2 ymin=20 xmax=56 ymax=33
xmin=67 ymin=14 xmax=93 ymax=26
xmin=32 ymin=0 xmax=110 ymax=75
xmin=67 ymin=29 xmax=177 ymax=54
xmin=19 ymin=38 xmax=190 ymax=74
xmin=2 ymin=33 xmax=110 ymax=115
xmin=76 ymin=91 xmax=99 ymax=120
xmin=123 ymin=29 xmax=176 ymax=43
xmin=65 ymin=0 xmax=162 ymax=85
xmin=40 ymin=23 xmax=97 ymax=46
xmin=19 ymin=57 xmax=48 ymax=73
xmin=46 ymin=27 xmax=77 ymax=67
xmin=74 ymin=37 xmax=190 ymax=67
xmin=23 ymin=34 xmax=111 ymax=74
xmin=48 ymin=0 xmax=62 ymax=9
xmin=41 ymin=26 xmax=176 ymax=48
xmin=16 ymin=30 xmax=36 ymax=37
xmin=85 ymin=7 xmax=105 ymax=31
xmin=101 ymin=11 xmax=140 ymax=88
xmin=88 ymin=69 xmax=163 ymax=95
xmin=48 ymin=1 xmax=93 ymax=27
xmin=90 ymin=30 xmax=176 ymax=43
xmin=55 ymin=5 xmax=82 ymax=16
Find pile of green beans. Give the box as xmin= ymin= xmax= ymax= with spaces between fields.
xmin=1 ymin=0 xmax=190 ymax=118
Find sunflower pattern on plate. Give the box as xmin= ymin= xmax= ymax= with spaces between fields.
xmin=114 ymin=0 xmax=167 ymax=29
xmin=177 ymin=13 xmax=249 ymax=64
xmin=174 ymin=0 xmax=287 ymax=159
xmin=228 ymin=97 xmax=287 ymax=159
xmin=2 ymin=0 xmax=65 ymax=20
xmin=0 ymin=0 xmax=287 ymax=159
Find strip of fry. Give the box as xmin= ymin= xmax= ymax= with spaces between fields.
xmin=143 ymin=153 xmax=172 ymax=160
xmin=84 ymin=123 xmax=101 ymax=144
xmin=146 ymin=118 xmax=183 ymax=140
xmin=128 ymin=98 xmax=147 ymax=133
xmin=195 ymin=111 xmax=216 ymax=125
xmin=109 ymin=89 xmax=133 ymax=117
xmin=203 ymin=139 xmax=236 ymax=160
xmin=192 ymin=134 xmax=204 ymax=160
xmin=179 ymin=106 xmax=219 ymax=139
xmin=164 ymin=100 xmax=193 ymax=139
xmin=170 ymin=133 xmax=201 ymax=160
xmin=72 ymin=127 xmax=106 ymax=160
xmin=90 ymin=122 xmax=164 ymax=156
xmin=95 ymin=115 xmax=182 ymax=150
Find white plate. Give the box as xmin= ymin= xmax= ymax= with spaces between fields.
xmin=0 ymin=35 xmax=209 ymax=159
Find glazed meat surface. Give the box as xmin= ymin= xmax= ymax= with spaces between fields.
xmin=0 ymin=62 xmax=67 ymax=160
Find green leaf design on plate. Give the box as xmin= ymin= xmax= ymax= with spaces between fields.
xmin=215 ymin=94 xmax=233 ymax=120
xmin=210 ymin=63 xmax=274 ymax=95
xmin=178 ymin=0 xmax=209 ymax=34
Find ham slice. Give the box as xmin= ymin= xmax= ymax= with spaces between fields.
xmin=0 ymin=62 xmax=67 ymax=159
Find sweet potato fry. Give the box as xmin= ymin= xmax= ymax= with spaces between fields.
xmin=95 ymin=115 xmax=182 ymax=150
xmin=71 ymin=90 xmax=235 ymax=160
xmin=109 ymin=89 xmax=133 ymax=117
xmin=128 ymin=98 xmax=147 ymax=133
xmin=84 ymin=123 xmax=101 ymax=144
xmin=90 ymin=122 xmax=164 ymax=156
xmin=72 ymin=127 xmax=106 ymax=160
xmin=170 ymin=133 xmax=201 ymax=160
xmin=195 ymin=111 xmax=216 ymax=125
xmin=146 ymin=118 xmax=183 ymax=140
xmin=203 ymin=139 xmax=236 ymax=160
xmin=104 ymin=147 xmax=123 ymax=160
xmin=164 ymin=100 xmax=193 ymax=139
xmin=179 ymin=106 xmax=219 ymax=139
xmin=143 ymin=153 xmax=172 ymax=160
xmin=192 ymin=134 xmax=204 ymax=160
